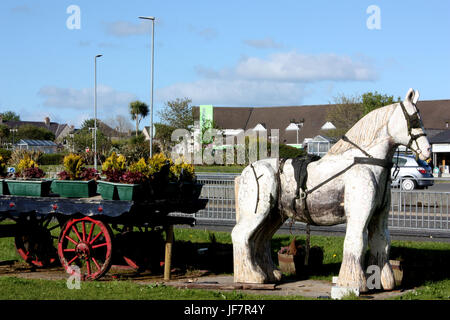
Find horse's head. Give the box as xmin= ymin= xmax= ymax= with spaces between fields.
xmin=390 ymin=88 xmax=431 ymax=160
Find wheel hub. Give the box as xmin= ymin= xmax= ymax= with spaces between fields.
xmin=75 ymin=242 xmax=91 ymax=260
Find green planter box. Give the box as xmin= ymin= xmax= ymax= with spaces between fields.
xmin=0 ymin=179 xmax=7 ymax=195
xmin=5 ymin=179 xmax=52 ymax=197
xmin=98 ymin=181 xmax=145 ymax=201
xmin=51 ymin=179 xmax=97 ymax=198
xmin=164 ymin=182 xmax=203 ymax=199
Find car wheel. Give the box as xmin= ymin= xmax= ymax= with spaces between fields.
xmin=401 ymin=178 xmax=416 ymax=191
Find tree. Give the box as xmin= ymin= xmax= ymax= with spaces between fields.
xmin=0 ymin=111 xmax=20 ymax=121
xmin=16 ymin=125 xmax=55 ymax=141
xmin=323 ymin=94 xmax=364 ymax=139
xmin=104 ymin=114 xmax=133 ymax=134
xmin=154 ymin=123 xmax=177 ymax=152
xmin=323 ymin=91 xmax=400 ymax=139
xmin=158 ymin=97 xmax=194 ymax=130
xmin=73 ymin=119 xmax=111 ymax=161
xmin=362 ymin=91 xmax=401 ymax=116
xmin=0 ymin=125 xmax=10 ymax=146
xmin=129 ymin=101 xmax=149 ymax=137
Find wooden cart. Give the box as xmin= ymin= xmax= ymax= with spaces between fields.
xmin=0 ymin=193 xmax=207 ymax=281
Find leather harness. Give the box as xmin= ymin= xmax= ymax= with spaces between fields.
xmin=279 ymin=101 xmax=426 ymax=225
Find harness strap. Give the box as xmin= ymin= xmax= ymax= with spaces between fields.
xmin=342 ymin=135 xmax=373 ymax=158
xmin=304 ymin=157 xmax=392 ymax=196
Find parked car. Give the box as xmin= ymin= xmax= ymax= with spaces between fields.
xmin=391 ymin=155 xmax=434 ymax=191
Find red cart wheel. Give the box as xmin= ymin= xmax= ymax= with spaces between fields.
xmin=15 ymin=218 xmax=59 ymax=268
xmin=58 ymin=217 xmax=113 ymax=280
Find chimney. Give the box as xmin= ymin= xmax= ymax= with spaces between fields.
xmin=44 ymin=117 xmax=50 ymax=126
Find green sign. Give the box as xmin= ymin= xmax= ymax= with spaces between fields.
xmin=199 ymin=105 xmax=213 ymax=131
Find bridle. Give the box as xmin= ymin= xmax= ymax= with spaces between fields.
xmin=290 ymin=101 xmax=428 ymax=225
xmin=399 ymin=101 xmax=427 ymax=155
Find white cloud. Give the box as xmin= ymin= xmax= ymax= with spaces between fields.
xmin=104 ymin=20 xmax=150 ymax=37
xmin=158 ymin=79 xmax=307 ymax=106
xmin=202 ymin=51 xmax=378 ymax=82
xmin=243 ymin=37 xmax=284 ymax=49
xmin=38 ymin=85 xmax=137 ymax=114
xmin=11 ymin=5 xmax=31 ymax=13
xmin=188 ymin=25 xmax=219 ymax=41
xmin=158 ymin=50 xmax=378 ymax=106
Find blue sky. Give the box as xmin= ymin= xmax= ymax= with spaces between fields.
xmin=0 ymin=0 xmax=449 ymax=129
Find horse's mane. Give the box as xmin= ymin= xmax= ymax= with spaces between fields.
xmin=326 ymin=103 xmax=397 ymax=155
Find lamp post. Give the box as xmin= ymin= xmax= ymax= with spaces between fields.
xmin=10 ymin=128 xmax=18 ymax=149
xmin=94 ymin=54 xmax=102 ymax=170
xmin=138 ymin=16 xmax=155 ymax=158
xmin=69 ymin=133 xmax=74 ymax=152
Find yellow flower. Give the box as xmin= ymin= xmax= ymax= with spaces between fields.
xmin=62 ymin=153 xmax=84 ymax=180
xmin=18 ymin=156 xmax=38 ymax=172
xmin=102 ymin=152 xmax=126 ymax=172
xmin=129 ymin=158 xmax=151 ymax=177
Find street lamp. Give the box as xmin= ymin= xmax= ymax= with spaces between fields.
xmin=139 ymin=16 xmax=155 ymax=158
xmin=69 ymin=133 xmax=74 ymax=152
xmin=94 ymin=54 xmax=102 ymax=170
xmin=10 ymin=128 xmax=18 ymax=149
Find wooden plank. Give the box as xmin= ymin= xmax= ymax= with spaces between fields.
xmin=164 ymin=224 xmax=174 ymax=281
xmin=165 ymin=282 xmax=277 ymax=290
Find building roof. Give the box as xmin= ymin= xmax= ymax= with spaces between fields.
xmin=429 ymin=129 xmax=450 ymax=144
xmin=194 ymin=99 xmax=450 ymax=145
xmin=16 ymin=139 xmax=58 ymax=146
xmin=2 ymin=118 xmax=69 ymax=139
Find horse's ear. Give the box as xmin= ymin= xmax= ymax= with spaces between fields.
xmin=404 ymin=88 xmax=415 ymax=103
xmin=413 ymin=90 xmax=420 ymax=104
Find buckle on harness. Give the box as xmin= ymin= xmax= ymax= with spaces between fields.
xmin=299 ymin=189 xmax=307 ymax=200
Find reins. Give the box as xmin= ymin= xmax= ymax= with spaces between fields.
xmin=301 ymin=136 xmax=393 ymax=199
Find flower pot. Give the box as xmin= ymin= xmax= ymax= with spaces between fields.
xmin=277 ymin=251 xmax=308 ymax=276
xmin=5 ymin=179 xmax=52 ymax=197
xmin=51 ymin=179 xmax=97 ymax=198
xmin=98 ymin=181 xmax=146 ymax=201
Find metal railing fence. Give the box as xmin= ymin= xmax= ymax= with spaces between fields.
xmin=194 ymin=174 xmax=450 ymax=233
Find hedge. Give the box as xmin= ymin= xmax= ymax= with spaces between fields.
xmin=39 ymin=153 xmax=65 ymax=165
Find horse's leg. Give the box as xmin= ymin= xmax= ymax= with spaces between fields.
xmin=337 ymin=168 xmax=375 ymax=292
xmin=368 ymin=187 xmax=395 ymax=291
xmin=231 ymin=161 xmax=285 ymax=283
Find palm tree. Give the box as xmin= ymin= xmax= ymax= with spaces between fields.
xmin=129 ymin=100 xmax=149 ymax=137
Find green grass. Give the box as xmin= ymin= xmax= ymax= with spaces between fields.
xmin=1 ymin=223 xmax=449 ymax=300
xmin=0 ymin=277 xmax=314 ymax=300
xmin=194 ymin=165 xmax=245 ymax=173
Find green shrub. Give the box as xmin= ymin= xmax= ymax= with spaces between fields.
xmin=279 ymin=144 xmax=306 ymax=159
xmin=40 ymin=153 xmax=65 ymax=165
xmin=0 ymin=149 xmax=12 ymax=163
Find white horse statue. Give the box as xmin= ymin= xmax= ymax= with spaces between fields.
xmin=232 ymin=88 xmax=431 ymax=292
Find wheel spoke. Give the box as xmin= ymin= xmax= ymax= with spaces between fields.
xmin=48 ymin=224 xmax=60 ymax=231
xmin=90 ymin=230 xmax=103 ymax=245
xmin=91 ymin=257 xmax=101 ymax=270
xmin=63 ymin=248 xmax=76 ymax=252
xmin=86 ymin=260 xmax=91 ymax=276
xmin=82 ymin=221 xmax=86 ymax=242
xmin=71 ymin=225 xmax=82 ymax=242
xmin=92 ymin=242 xmax=107 ymax=249
xmin=87 ymin=222 xmax=95 ymax=243
xmin=67 ymin=255 xmax=78 ymax=265
xmin=65 ymin=235 xmax=78 ymax=246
